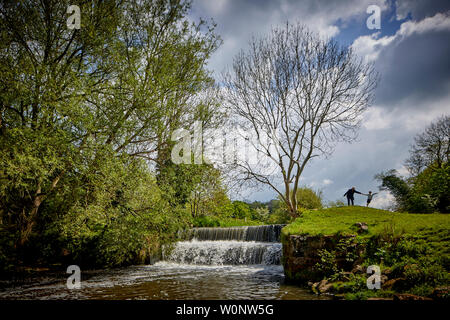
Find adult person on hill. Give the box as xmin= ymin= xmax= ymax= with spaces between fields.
xmin=343 ymin=187 xmax=363 ymax=206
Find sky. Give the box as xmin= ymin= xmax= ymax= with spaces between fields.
xmin=188 ymin=0 xmax=450 ymax=208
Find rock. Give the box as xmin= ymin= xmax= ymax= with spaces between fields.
xmin=431 ymin=287 xmax=449 ymax=300
xmin=319 ymin=283 xmax=334 ymax=294
xmin=380 ymin=275 xmax=388 ymax=284
xmin=311 ymin=282 xmax=320 ymax=294
xmin=367 ymin=297 xmax=393 ymax=300
xmin=307 ymin=281 xmax=313 ymax=287
xmin=312 ymin=279 xmax=334 ymax=294
xmin=393 ymin=294 xmax=432 ymax=301
xmin=355 ymin=222 xmax=368 ymax=233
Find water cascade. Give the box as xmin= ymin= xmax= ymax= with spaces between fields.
xmin=164 ymin=225 xmax=284 ymax=266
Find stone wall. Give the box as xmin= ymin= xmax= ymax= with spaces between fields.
xmin=282 ymin=234 xmax=359 ymax=283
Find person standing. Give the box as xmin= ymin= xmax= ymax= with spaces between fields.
xmin=364 ymin=191 xmax=378 ymax=207
xmin=343 ymin=187 xmax=362 ymax=206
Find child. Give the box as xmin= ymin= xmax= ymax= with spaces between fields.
xmin=364 ymin=191 xmax=378 ymax=207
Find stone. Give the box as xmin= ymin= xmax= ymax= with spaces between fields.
xmin=317 ymin=280 xmax=334 ymax=294
xmin=354 ymin=222 xmax=368 ymax=233
xmin=283 ymin=234 xmax=357 ymax=283
xmin=393 ymin=294 xmax=432 ymax=301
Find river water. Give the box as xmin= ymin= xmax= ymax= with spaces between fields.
xmin=0 ymin=263 xmax=326 ymax=300
xmin=0 ymin=225 xmax=327 ymax=300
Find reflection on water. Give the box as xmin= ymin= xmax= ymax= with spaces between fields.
xmin=0 ymin=263 xmax=328 ymax=300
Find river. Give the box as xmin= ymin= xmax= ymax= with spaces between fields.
xmin=0 ymin=225 xmax=328 ymax=300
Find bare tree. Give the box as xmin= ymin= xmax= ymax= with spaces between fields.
xmin=223 ymin=23 xmax=378 ymax=218
xmin=405 ymin=115 xmax=449 ymax=176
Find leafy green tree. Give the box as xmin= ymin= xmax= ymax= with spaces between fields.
xmin=376 ymin=116 xmax=449 ymax=213
xmin=0 ymin=0 xmax=222 ymax=269
xmin=296 ymin=187 xmax=323 ymax=210
xmin=375 ymin=170 xmax=411 ymax=211
xmin=231 ymin=201 xmax=253 ymax=219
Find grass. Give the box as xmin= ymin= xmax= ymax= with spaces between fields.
xmin=283 ymin=206 xmax=450 ymax=241
xmin=282 ymin=206 xmax=450 ymax=299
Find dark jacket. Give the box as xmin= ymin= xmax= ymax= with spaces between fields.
xmin=344 ymin=189 xmax=362 ymax=199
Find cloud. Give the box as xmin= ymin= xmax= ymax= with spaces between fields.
xmin=191 ymin=0 xmax=388 ymax=75
xmin=351 ymin=11 xmax=450 ymax=108
xmin=370 ymin=191 xmax=395 ymax=210
xmin=395 ymin=0 xmax=450 ymax=20
xmin=193 ymin=1 xmax=450 ymax=211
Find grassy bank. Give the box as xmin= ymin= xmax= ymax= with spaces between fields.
xmin=282 ymin=206 xmax=450 ymax=300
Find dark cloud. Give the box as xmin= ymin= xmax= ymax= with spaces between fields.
xmin=396 ymin=0 xmax=450 ymax=20
xmin=375 ymin=30 xmax=450 ymax=106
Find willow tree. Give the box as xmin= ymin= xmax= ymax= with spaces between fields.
xmin=223 ymin=23 xmax=378 ymax=218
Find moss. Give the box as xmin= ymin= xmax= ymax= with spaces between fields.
xmin=282 ymin=207 xmax=450 ymax=299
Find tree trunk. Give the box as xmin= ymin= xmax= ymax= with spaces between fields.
xmin=18 ymin=188 xmax=43 ymax=246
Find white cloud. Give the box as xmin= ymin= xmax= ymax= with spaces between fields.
xmin=362 ymin=106 xmax=393 ymax=130
xmin=323 ymin=179 xmax=334 ymax=185
xmin=351 ymin=32 xmax=396 ymax=62
xmin=398 ymin=11 xmax=450 ymax=36
xmin=370 ymin=191 xmax=395 ymax=210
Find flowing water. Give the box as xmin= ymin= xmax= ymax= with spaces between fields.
xmin=0 ymin=225 xmax=326 ymax=300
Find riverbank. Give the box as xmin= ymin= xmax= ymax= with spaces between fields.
xmin=281 ymin=206 xmax=450 ymax=300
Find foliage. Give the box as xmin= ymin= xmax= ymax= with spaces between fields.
xmin=295 ymin=187 xmax=324 ymax=210
xmin=376 ymin=165 xmax=449 ymax=213
xmin=283 ymin=206 xmax=450 ymax=299
xmin=0 ymin=0 xmax=222 ymax=271
xmin=376 ymin=116 xmax=449 ymax=213
xmin=192 ymin=215 xmax=263 ymax=227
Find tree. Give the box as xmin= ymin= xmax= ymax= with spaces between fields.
xmin=375 ymin=170 xmax=411 ymax=211
xmin=187 ymin=165 xmax=230 ymax=218
xmin=223 ymin=23 xmax=378 ymax=218
xmin=405 ymin=115 xmax=449 ymax=176
xmin=295 ymin=187 xmax=323 ymax=210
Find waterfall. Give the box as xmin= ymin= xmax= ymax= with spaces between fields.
xmin=188 ymin=224 xmax=284 ymax=242
xmin=164 ymin=225 xmax=284 ymax=266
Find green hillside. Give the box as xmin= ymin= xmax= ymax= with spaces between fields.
xmin=284 ymin=206 xmax=449 ymax=240
xmin=282 ymin=206 xmax=450 ymax=299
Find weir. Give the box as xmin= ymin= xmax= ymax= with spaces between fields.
xmin=187 ymin=224 xmax=285 ymax=242
xmin=164 ymin=225 xmax=284 ymax=266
